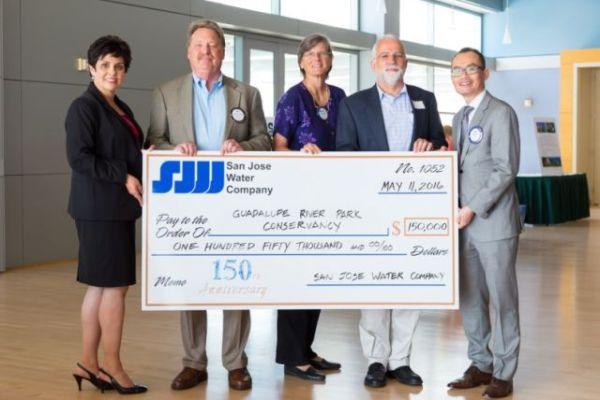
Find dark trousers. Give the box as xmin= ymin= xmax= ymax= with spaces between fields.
xmin=276 ymin=309 xmax=321 ymax=366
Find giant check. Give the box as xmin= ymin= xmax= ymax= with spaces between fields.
xmin=142 ymin=151 xmax=458 ymax=310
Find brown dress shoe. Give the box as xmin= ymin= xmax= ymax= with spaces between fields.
xmin=228 ymin=367 xmax=252 ymax=390
xmin=447 ymin=366 xmax=492 ymax=389
xmin=171 ymin=367 xmax=207 ymax=390
xmin=483 ymin=377 xmax=513 ymax=398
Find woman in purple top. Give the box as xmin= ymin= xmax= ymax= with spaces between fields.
xmin=273 ymin=35 xmax=346 ymax=153
xmin=273 ymin=34 xmax=346 ymax=383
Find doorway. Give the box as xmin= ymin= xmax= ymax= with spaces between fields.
xmin=242 ymin=37 xmax=300 ymax=134
xmin=224 ymin=31 xmax=359 ymax=134
xmin=576 ymin=66 xmax=600 ymax=206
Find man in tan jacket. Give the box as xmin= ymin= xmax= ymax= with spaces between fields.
xmin=146 ymin=19 xmax=271 ymax=391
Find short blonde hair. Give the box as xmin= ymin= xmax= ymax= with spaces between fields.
xmin=188 ymin=19 xmax=226 ymax=48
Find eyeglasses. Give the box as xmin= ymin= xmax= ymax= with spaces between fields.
xmin=376 ymin=52 xmax=405 ymax=61
xmin=451 ymin=65 xmax=483 ymax=77
xmin=304 ymin=51 xmax=332 ymax=59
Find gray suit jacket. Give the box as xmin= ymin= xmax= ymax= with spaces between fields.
xmin=454 ymin=91 xmax=522 ymax=241
xmin=146 ymin=73 xmax=271 ymax=150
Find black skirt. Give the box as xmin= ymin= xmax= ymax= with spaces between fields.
xmin=75 ymin=220 xmax=136 ymax=287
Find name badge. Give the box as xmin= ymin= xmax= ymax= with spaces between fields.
xmin=230 ymin=108 xmax=246 ymax=123
xmin=468 ymin=126 xmax=484 ymax=144
xmin=412 ymin=100 xmax=425 ymax=110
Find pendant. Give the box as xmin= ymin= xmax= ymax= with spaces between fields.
xmin=317 ymin=107 xmax=328 ymax=120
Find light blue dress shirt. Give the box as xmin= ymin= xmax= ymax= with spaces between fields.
xmin=192 ymin=74 xmax=226 ymax=151
xmin=377 ymin=85 xmax=414 ymax=151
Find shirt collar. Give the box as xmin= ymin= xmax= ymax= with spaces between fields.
xmin=377 ymin=84 xmax=408 ymax=101
xmin=466 ymin=89 xmax=486 ymax=110
xmin=192 ymin=73 xmax=224 ymax=90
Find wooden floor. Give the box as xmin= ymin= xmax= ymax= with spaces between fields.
xmin=1 ymin=209 xmax=600 ymax=400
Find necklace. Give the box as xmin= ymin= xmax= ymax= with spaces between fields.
xmin=307 ymin=84 xmax=330 ymax=121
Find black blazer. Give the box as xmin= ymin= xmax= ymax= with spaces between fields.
xmin=65 ymin=82 xmax=143 ymax=221
xmin=336 ymin=84 xmax=445 ymax=151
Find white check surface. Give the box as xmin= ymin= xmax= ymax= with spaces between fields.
xmin=142 ymin=151 xmax=458 ymax=310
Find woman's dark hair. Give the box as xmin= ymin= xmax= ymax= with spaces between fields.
xmin=87 ymin=35 xmax=132 ymax=72
xmin=297 ymin=33 xmax=333 ymax=79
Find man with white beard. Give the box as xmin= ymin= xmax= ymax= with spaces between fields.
xmin=336 ymin=35 xmax=445 ymax=388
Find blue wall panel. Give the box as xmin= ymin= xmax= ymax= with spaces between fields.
xmin=484 ymin=0 xmax=600 ymax=57
xmin=486 ymin=68 xmax=560 ymax=175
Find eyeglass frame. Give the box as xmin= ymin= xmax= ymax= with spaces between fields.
xmin=375 ymin=52 xmax=406 ymax=62
xmin=303 ymin=50 xmax=332 ymax=59
xmin=451 ymin=64 xmax=484 ymax=77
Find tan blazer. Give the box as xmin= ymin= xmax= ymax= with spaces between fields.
xmin=146 ymin=73 xmax=271 ymax=151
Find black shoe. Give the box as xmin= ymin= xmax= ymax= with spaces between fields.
xmin=99 ymin=368 xmax=148 ymax=395
xmin=387 ymin=366 xmax=423 ymax=386
xmin=73 ymin=363 xmax=114 ymax=392
xmin=284 ymin=366 xmax=326 ymax=382
xmin=364 ymin=363 xmax=387 ymax=388
xmin=309 ymin=358 xmax=341 ymax=371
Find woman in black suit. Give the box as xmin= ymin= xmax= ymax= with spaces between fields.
xmin=66 ymin=35 xmax=146 ymax=394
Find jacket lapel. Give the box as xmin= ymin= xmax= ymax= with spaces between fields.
xmin=367 ymin=85 xmax=389 ymax=150
xmin=87 ymin=83 xmax=141 ymax=147
xmin=178 ymin=73 xmax=195 ymax=143
xmin=223 ymin=76 xmax=241 ymax=140
xmin=460 ymin=92 xmax=491 ymax=166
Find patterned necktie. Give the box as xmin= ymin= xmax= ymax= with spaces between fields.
xmin=459 ymin=105 xmax=474 ymax=154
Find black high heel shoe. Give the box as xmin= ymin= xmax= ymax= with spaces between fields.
xmin=99 ymin=367 xmax=148 ymax=395
xmin=73 ymin=362 xmax=114 ymax=392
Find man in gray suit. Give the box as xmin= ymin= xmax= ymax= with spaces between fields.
xmin=446 ymin=47 xmax=521 ymax=399
xmin=146 ymin=19 xmax=271 ymax=391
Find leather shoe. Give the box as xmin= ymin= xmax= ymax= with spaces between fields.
xmin=447 ymin=366 xmax=492 ymax=389
xmin=364 ymin=362 xmax=386 ymax=388
xmin=228 ymin=367 xmax=252 ymax=390
xmin=387 ymin=366 xmax=423 ymax=386
xmin=171 ymin=367 xmax=207 ymax=390
xmin=483 ymin=377 xmax=513 ymax=398
xmin=284 ymin=366 xmax=326 ymax=382
xmin=309 ymin=358 xmax=341 ymax=371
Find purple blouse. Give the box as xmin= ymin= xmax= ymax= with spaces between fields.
xmin=274 ymin=82 xmax=346 ymax=151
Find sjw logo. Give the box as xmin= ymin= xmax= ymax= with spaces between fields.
xmin=152 ymin=161 xmax=225 ymax=194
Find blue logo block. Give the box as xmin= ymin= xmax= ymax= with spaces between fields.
xmin=152 ymin=161 xmax=225 ymax=194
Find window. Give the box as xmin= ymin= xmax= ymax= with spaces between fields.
xmin=284 ymin=51 xmax=358 ymax=95
xmin=399 ymin=0 xmax=433 ymax=47
xmin=433 ymin=4 xmax=481 ymax=51
xmin=224 ymin=34 xmax=358 ymax=117
xmin=208 ymin=0 xmax=271 ymax=13
xmin=284 ymin=53 xmax=303 ymax=92
xmin=434 ymin=67 xmax=463 ymax=125
xmin=404 ymin=62 xmax=463 ymax=125
xmin=222 ymin=34 xmax=236 ymax=78
xmin=249 ymin=49 xmax=275 ymax=119
xmin=329 ymin=51 xmax=358 ymax=95
xmin=280 ymin=0 xmax=358 ymax=30
xmin=400 ymin=0 xmax=481 ymax=51
xmin=404 ymin=62 xmax=431 ymax=91
xmin=209 ymin=0 xmax=359 ymax=30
